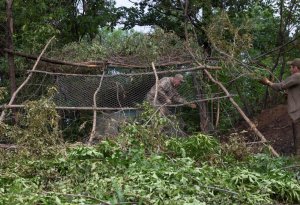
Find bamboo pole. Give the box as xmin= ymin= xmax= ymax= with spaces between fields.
xmin=0 ymin=36 xmax=55 ymax=122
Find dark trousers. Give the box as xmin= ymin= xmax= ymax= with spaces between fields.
xmin=292 ymin=119 xmax=300 ymax=156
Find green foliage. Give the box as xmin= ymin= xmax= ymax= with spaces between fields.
xmin=0 ymin=87 xmax=8 ymax=101
xmin=206 ymin=11 xmax=253 ymax=60
xmin=166 ymin=134 xmax=220 ymax=160
xmin=12 ymin=0 xmax=123 ymax=51
xmin=54 ymin=28 xmax=187 ymax=63
xmin=117 ymin=102 xmax=170 ymax=154
xmin=1 ymin=101 xmax=300 ymax=204
xmin=1 ymin=133 xmax=300 ymax=204
xmin=0 ymin=87 xmax=62 ymax=157
xmin=2 ymin=1 xmax=300 ymax=203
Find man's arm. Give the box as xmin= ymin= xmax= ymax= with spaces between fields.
xmin=171 ymin=91 xmax=188 ymax=104
xmin=260 ymin=75 xmax=300 ymax=91
xmin=157 ymin=90 xmax=172 ymax=104
xmin=156 ymin=78 xmax=173 ymax=104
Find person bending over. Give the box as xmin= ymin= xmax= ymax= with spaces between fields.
xmin=146 ymin=74 xmax=196 ymax=116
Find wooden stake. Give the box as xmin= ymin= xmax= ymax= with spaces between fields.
xmin=0 ymin=36 xmax=55 ymax=122
xmin=184 ymin=43 xmax=279 ymax=156
xmin=203 ymin=68 xmax=279 ymax=157
xmin=6 ymin=0 xmax=16 ymax=95
xmin=4 ymin=48 xmax=222 ymax=70
xmin=151 ymin=62 xmax=159 ymax=105
xmin=88 ymin=68 xmax=106 ymax=145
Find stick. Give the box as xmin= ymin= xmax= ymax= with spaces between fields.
xmin=215 ymin=99 xmax=220 ymax=127
xmin=27 ymin=65 xmax=221 ymax=77
xmin=0 ymin=143 xmax=18 ymax=149
xmin=4 ymin=48 xmax=223 ymax=69
xmin=0 ymin=95 xmax=233 ymax=110
xmin=42 ymin=191 xmax=110 ymax=204
xmin=0 ymin=36 xmax=55 ymax=122
xmin=4 ymin=48 xmax=106 ymax=68
xmin=152 ymin=62 xmax=159 ymax=105
xmin=0 ymin=104 xmax=137 ymax=111
xmin=203 ymin=68 xmax=279 ymax=157
xmin=184 ymin=43 xmax=279 ymax=156
xmin=88 ymin=67 xmax=106 ymax=145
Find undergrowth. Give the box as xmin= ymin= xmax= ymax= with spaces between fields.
xmin=0 ymin=100 xmax=300 ymax=205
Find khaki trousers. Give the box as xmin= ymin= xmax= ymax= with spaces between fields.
xmin=292 ymin=119 xmax=300 ymax=156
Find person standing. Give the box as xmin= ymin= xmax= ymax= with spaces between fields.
xmin=260 ymin=58 xmax=300 ymax=156
xmin=146 ymin=74 xmax=196 ymax=115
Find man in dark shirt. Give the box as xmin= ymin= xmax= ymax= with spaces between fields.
xmin=261 ymin=58 xmax=300 ymax=156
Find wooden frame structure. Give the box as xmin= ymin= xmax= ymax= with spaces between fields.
xmin=1 ymin=37 xmax=279 ymax=156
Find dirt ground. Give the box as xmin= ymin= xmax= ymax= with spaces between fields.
xmin=242 ymin=104 xmax=294 ymax=156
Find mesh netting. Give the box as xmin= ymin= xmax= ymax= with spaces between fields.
xmin=14 ymin=68 xmax=198 ymax=109
xmin=4 ymin=66 xmax=236 ymax=140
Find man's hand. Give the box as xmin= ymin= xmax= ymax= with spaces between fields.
xmin=189 ymin=103 xmax=197 ymax=109
xmin=259 ymin=77 xmax=272 ymax=86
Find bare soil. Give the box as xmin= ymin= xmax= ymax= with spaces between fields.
xmin=241 ymin=104 xmax=294 ymax=156
xmin=257 ymin=104 xmax=295 ymax=155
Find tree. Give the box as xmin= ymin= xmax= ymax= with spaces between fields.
xmin=11 ymin=0 xmax=124 ymax=50
xmin=120 ymin=0 xmax=300 ymax=131
xmin=6 ymin=0 xmax=16 ymax=96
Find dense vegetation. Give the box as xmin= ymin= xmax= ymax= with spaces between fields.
xmin=1 ymin=96 xmax=300 ymax=204
xmin=1 ymin=0 xmax=300 ymax=204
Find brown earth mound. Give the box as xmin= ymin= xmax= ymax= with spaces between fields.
xmin=248 ymin=104 xmax=294 ymax=155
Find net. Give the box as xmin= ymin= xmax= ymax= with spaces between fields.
xmin=3 ymin=66 xmax=232 ymax=140
xmin=14 ymin=68 xmax=199 ymax=109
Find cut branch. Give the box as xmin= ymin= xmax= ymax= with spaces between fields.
xmin=6 ymin=0 xmax=16 ymax=95
xmin=88 ymin=68 xmax=106 ymax=145
xmin=0 ymin=105 xmax=138 ymax=111
xmin=27 ymin=65 xmax=221 ymax=78
xmin=151 ymin=62 xmax=159 ymax=104
xmin=0 ymin=143 xmax=18 ymax=149
xmin=4 ymin=48 xmax=222 ymax=70
xmin=3 ymin=48 xmax=106 ymax=68
xmin=0 ymin=36 xmax=55 ymax=122
xmin=203 ymin=68 xmax=279 ymax=157
xmin=0 ymin=96 xmax=233 ymax=111
xmin=184 ymin=40 xmax=279 ymax=156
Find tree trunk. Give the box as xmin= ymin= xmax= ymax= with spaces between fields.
xmin=193 ymin=72 xmax=213 ymax=133
xmin=6 ymin=0 xmax=16 ymax=96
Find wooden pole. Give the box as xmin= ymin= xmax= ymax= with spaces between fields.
xmin=6 ymin=0 xmax=16 ymax=96
xmin=3 ymin=48 xmax=222 ymax=70
xmin=27 ymin=65 xmax=221 ymax=77
xmin=184 ymin=41 xmax=279 ymax=156
xmin=151 ymin=62 xmax=159 ymax=105
xmin=3 ymin=48 xmax=106 ymax=68
xmin=203 ymin=68 xmax=279 ymax=157
xmin=88 ymin=68 xmax=106 ymax=145
xmin=0 ymin=36 xmax=55 ymax=122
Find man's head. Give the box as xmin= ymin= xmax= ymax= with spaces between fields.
xmin=172 ymin=74 xmax=185 ymax=87
xmin=288 ymin=58 xmax=300 ymax=74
